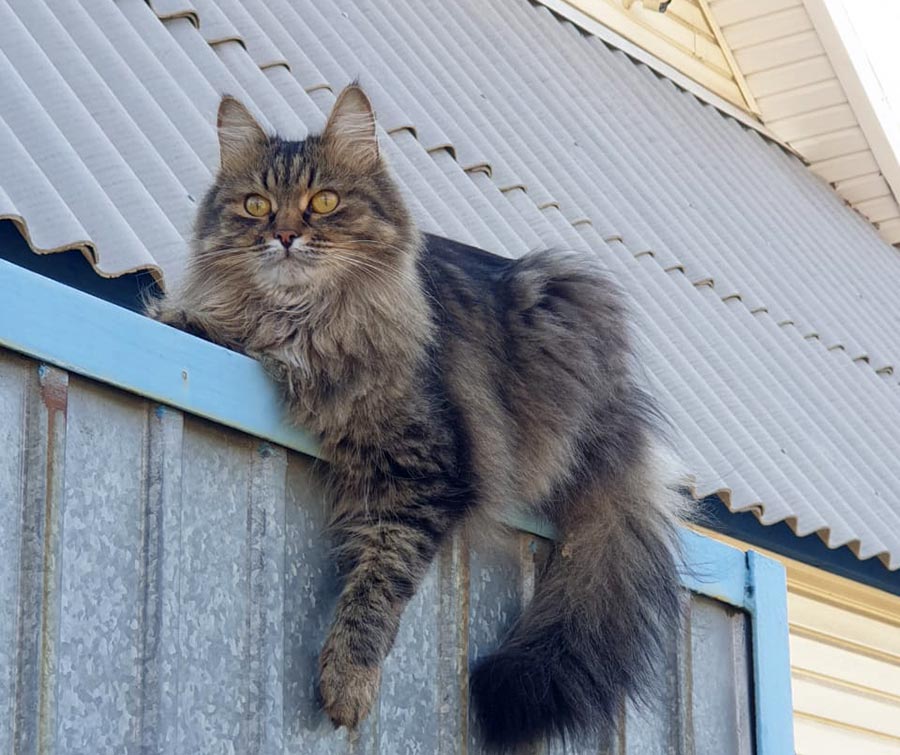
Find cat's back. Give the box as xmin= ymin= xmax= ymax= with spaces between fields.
xmin=420 ymin=236 xmax=635 ymax=507
xmin=420 ymin=235 xmax=627 ymax=349
xmin=419 ymin=234 xmax=512 ymax=306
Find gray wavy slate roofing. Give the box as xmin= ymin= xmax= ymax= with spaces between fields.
xmin=1 ymin=0 xmax=899 ymax=570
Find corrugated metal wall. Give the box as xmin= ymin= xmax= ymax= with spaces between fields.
xmin=0 ymin=348 xmax=754 ymax=754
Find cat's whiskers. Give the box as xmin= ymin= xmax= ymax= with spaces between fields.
xmin=190 ymin=246 xmax=268 ymax=274
xmin=319 ymin=248 xmax=446 ymax=313
xmin=310 ymin=241 xmax=418 ymax=278
xmin=320 ymin=251 xmax=420 ymax=288
xmin=194 ymin=243 xmax=268 ymax=258
xmin=317 ymin=238 xmax=419 ymax=258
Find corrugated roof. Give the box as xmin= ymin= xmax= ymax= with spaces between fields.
xmin=1 ymin=0 xmax=899 ymax=570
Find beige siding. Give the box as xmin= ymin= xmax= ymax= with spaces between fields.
xmin=697 ymin=528 xmax=900 ymax=755
xmin=709 ymin=0 xmax=900 ymax=246
xmin=790 ymin=596 xmax=900 ymax=754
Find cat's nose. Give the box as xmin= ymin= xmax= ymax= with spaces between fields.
xmin=274 ymin=230 xmax=299 ymax=248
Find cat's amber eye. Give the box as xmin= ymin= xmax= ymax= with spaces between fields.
xmin=309 ymin=190 xmax=340 ymax=214
xmin=244 ymin=194 xmax=271 ymax=217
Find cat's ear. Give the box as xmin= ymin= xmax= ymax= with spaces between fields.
xmin=322 ymin=85 xmax=379 ymax=168
xmin=216 ymin=96 xmax=267 ymax=170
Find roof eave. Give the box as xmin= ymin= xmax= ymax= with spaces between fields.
xmin=802 ymin=0 xmax=900 ymax=244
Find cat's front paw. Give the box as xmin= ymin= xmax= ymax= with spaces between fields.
xmin=318 ymin=638 xmax=381 ymax=730
xmin=145 ymin=298 xmax=189 ymax=329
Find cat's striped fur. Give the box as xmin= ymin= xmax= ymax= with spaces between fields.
xmin=147 ymin=85 xmax=688 ymax=751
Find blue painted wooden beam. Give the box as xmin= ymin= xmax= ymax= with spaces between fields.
xmin=679 ymin=529 xmax=747 ymax=608
xmin=704 ymin=498 xmax=899 ymax=596
xmin=681 ymin=532 xmax=795 ymax=752
xmin=747 ymin=552 xmax=795 ymax=755
xmin=0 ymin=258 xmax=319 ymax=458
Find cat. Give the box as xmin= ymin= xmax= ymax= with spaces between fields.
xmin=146 ymin=84 xmax=689 ymax=751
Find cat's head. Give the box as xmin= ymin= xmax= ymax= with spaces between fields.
xmin=194 ymin=85 xmax=416 ymax=295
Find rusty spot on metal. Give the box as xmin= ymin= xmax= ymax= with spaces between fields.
xmin=38 ymin=365 xmax=67 ymax=412
xmin=34 ymin=363 xmax=66 ymax=751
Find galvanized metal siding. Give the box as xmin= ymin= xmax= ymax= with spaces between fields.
xmin=0 ymin=348 xmax=753 ymax=754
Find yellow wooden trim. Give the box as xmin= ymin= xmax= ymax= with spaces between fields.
xmin=629 ymin=9 xmax=732 ymax=76
xmin=696 ymin=0 xmax=761 ymax=114
xmin=793 ymin=675 xmax=900 ymax=739
xmin=789 ymin=592 xmax=900 ymax=660
xmin=564 ymin=0 xmax=747 ymax=107
xmin=538 ymin=0 xmax=794 ymax=149
xmin=668 ymin=1 xmax=714 ymax=42
xmin=691 ymin=525 xmax=900 ymax=627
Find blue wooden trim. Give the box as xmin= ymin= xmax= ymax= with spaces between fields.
xmin=507 ymin=521 xmax=752 ymax=608
xmin=679 ymin=529 xmax=748 ymax=608
xmin=677 ymin=530 xmax=794 ymax=753
xmin=746 ymin=551 xmax=795 ymax=755
xmin=504 ymin=512 xmax=557 ymax=541
xmin=0 ymin=258 xmax=319 ymax=457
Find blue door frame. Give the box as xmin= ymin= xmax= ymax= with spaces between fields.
xmin=0 ymin=258 xmax=796 ymax=753
xmin=681 ymin=530 xmax=794 ymax=754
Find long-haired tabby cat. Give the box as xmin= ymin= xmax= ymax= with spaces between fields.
xmin=147 ymin=84 xmax=688 ymax=751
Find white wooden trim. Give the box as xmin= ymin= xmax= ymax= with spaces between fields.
xmin=801 ymin=0 xmax=900 ymax=208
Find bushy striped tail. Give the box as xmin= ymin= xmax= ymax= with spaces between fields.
xmin=470 ymin=459 xmax=685 ymax=751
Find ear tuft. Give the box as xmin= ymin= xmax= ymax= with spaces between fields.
xmin=216 ymin=96 xmax=267 ymax=170
xmin=322 ymin=85 xmax=379 ymax=167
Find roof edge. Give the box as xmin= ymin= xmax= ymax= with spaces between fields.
xmin=5 ymin=214 xmax=165 ymax=290
xmin=700 ymin=499 xmax=900 ymax=596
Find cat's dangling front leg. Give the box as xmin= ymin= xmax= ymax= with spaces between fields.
xmin=318 ymin=493 xmax=458 ymax=730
